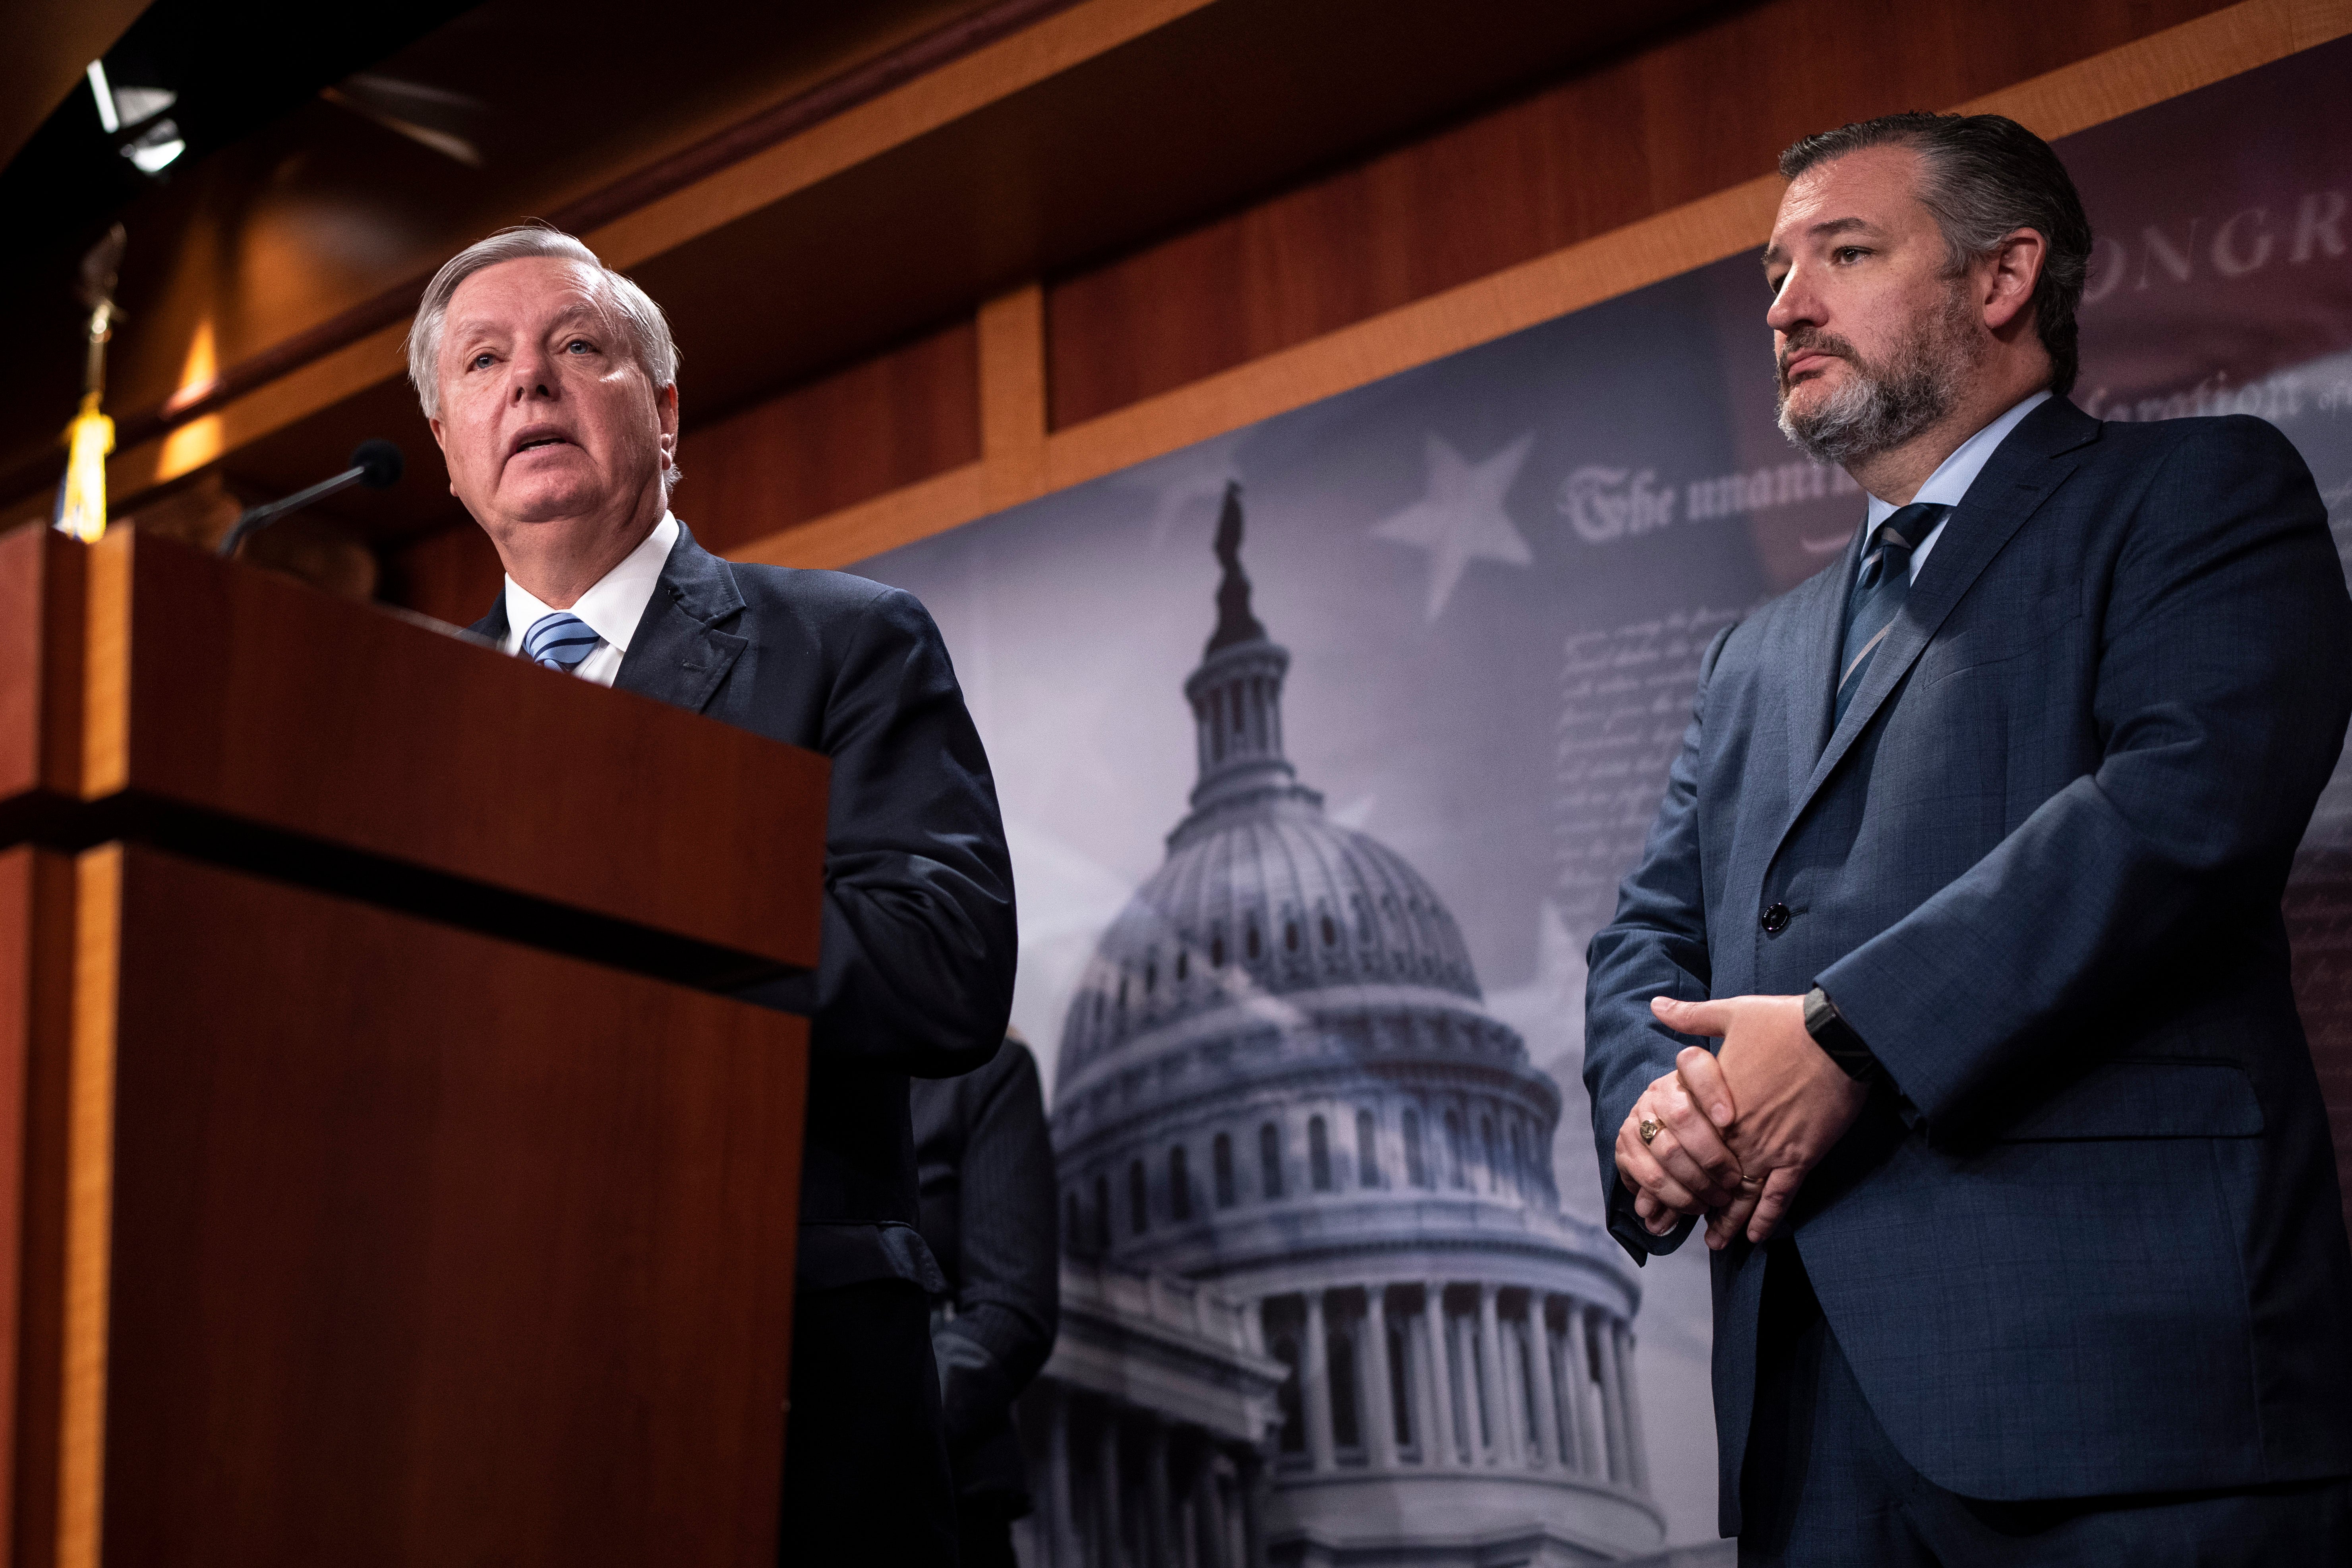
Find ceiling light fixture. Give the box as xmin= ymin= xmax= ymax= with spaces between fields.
xmin=123 ymin=121 xmax=186 ymax=174
xmin=86 ymin=61 xmax=119 ymax=133
xmin=88 ymin=57 xmax=185 ymax=175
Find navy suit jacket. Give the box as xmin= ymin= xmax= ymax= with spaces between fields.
xmin=1584 ymin=398 xmax=2352 ymax=1528
xmin=473 ymin=522 xmax=1017 ymax=1285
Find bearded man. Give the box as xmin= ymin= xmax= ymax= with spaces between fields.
xmin=408 ymin=224 xmax=1015 ymax=1564
xmin=1584 ymin=113 xmax=2352 ymax=1563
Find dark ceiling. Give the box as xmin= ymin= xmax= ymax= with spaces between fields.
xmin=1 ymin=0 xmax=1727 ymax=545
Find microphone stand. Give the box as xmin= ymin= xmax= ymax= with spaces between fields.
xmin=218 ymin=439 xmax=404 ymax=558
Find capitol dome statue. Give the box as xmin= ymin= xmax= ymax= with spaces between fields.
xmin=1042 ymin=485 xmax=1664 ymax=1566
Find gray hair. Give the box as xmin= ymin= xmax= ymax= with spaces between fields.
xmin=405 ymin=224 xmax=683 ymax=487
xmin=1779 ymin=114 xmax=2093 ymax=397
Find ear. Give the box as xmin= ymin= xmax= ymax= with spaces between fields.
xmin=1981 ymin=227 xmax=2046 ymax=333
xmin=427 ymin=415 xmax=455 ymax=497
xmin=655 ymin=383 xmax=680 ymax=466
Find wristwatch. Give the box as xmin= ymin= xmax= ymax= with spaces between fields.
xmin=1803 ymin=986 xmax=1880 ymax=1084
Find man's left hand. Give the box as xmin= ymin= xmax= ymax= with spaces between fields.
xmin=1649 ymin=993 xmax=1868 ymax=1249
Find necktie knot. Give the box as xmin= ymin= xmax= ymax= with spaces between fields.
xmin=523 ymin=611 xmax=601 ymax=674
xmin=1859 ymin=502 xmax=1949 ymax=591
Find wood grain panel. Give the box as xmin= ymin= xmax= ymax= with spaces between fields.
xmin=0 ymin=850 xmax=50 ymax=1562
xmin=1044 ymin=0 xmax=2242 ymax=427
xmin=0 ymin=529 xmax=86 ymax=831
xmin=56 ymin=851 xmax=113 ymax=1568
xmin=685 ymin=319 xmax=981 ymax=559
xmin=0 ymin=533 xmax=45 ymax=811
xmin=88 ymin=528 xmax=826 ymax=985
xmin=91 ymin=844 xmax=805 ymax=1566
xmin=7 ymin=849 xmax=78 ymax=1568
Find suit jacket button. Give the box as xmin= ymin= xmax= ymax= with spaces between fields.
xmin=1760 ymin=903 xmax=1791 ymax=936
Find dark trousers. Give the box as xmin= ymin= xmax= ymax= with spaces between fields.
xmin=778 ymin=1279 xmax=958 ymax=1566
xmin=1740 ymin=1243 xmax=2352 ymax=1566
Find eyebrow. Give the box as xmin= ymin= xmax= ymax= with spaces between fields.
xmin=1760 ymin=216 xmax=1887 ymax=270
xmin=447 ymin=299 xmax=607 ymax=345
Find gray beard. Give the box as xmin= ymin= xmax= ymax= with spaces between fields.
xmin=1776 ymin=291 xmax=1977 ymax=466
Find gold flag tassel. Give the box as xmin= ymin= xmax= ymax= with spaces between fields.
xmin=54 ymin=224 xmax=127 ymax=544
xmin=54 ymin=395 xmax=116 ymax=544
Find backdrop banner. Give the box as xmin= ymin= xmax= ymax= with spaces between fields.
xmin=848 ymin=37 xmax=2352 ymax=1564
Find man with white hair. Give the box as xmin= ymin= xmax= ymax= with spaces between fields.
xmin=408 ymin=223 xmax=1016 ymax=1564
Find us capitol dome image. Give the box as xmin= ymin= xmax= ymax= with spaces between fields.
xmin=1014 ymin=486 xmax=1664 ymax=1568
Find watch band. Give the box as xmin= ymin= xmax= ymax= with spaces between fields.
xmin=1803 ymin=986 xmax=1880 ymax=1083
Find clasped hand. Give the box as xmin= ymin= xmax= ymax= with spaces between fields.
xmin=1612 ymin=994 xmax=1868 ymax=1249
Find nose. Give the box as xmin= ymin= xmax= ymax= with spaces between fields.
xmin=1766 ymin=262 xmax=1818 ymax=337
xmin=507 ymin=342 xmax=559 ymax=405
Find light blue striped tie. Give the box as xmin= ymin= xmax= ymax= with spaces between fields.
xmin=522 ymin=611 xmax=601 ymax=673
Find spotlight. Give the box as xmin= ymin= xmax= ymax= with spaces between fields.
xmin=122 ymin=121 xmax=186 ymax=174
xmin=87 ymin=58 xmax=183 ymax=175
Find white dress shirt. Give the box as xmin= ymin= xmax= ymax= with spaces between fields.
xmin=1863 ymin=389 xmax=2051 ymax=581
xmin=500 ymin=512 xmax=681 ymax=687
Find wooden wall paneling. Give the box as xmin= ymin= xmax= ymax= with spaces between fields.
xmin=979 ymin=283 xmax=1049 ymax=513
xmin=0 ymin=847 xmax=74 ymax=1568
xmin=685 ymin=318 xmax=982 ymax=559
xmin=56 ymin=850 xmax=114 ymax=1568
xmin=89 ymin=843 xmax=807 ymax=1565
xmin=0 ymin=528 xmax=88 ymax=832
xmin=2 ymin=847 xmax=75 ymax=1568
xmin=1044 ymin=0 xmax=2245 ymax=429
xmin=738 ymin=0 xmax=2352 ymax=570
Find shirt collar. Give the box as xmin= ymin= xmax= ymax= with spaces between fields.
xmin=1865 ymin=389 xmax=2052 ymax=528
xmin=501 ymin=512 xmax=680 ymax=654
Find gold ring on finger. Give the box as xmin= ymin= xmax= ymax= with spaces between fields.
xmin=1638 ymin=1116 xmax=1663 ymax=1145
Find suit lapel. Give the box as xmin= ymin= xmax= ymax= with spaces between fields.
xmin=1777 ymin=398 xmax=2101 ymax=844
xmin=614 ymin=521 xmax=749 ymax=713
xmin=468 ymin=599 xmax=510 ymax=646
xmin=1781 ymin=528 xmax=1864 ymax=811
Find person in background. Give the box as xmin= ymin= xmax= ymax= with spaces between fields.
xmin=913 ymin=1032 xmax=1061 ymax=1568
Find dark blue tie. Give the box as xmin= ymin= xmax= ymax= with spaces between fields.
xmin=522 ymin=611 xmax=601 ymax=674
xmin=1835 ymin=503 xmax=1948 ymax=727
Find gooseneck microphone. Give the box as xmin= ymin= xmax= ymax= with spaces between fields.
xmin=217 ymin=439 xmax=404 ymax=557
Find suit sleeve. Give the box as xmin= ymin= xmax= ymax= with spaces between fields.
xmin=1582 ymin=623 xmax=1735 ymax=1262
xmin=1819 ymin=417 xmax=2352 ymax=1134
xmin=789 ymin=584 xmax=1018 ymax=1077
xmin=934 ymin=1042 xmax=1061 ymax=1452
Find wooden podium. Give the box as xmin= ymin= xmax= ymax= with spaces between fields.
xmin=0 ymin=524 xmax=826 ymax=1567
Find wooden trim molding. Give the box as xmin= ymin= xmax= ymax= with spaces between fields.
xmin=741 ymin=0 xmax=2352 ymax=569
xmin=979 ymin=282 xmax=1050 ymax=513
xmin=77 ymin=535 xmax=130 ymax=806
xmin=56 ymin=846 xmax=117 ymax=1568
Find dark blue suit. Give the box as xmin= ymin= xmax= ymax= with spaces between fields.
xmin=1585 ymin=399 xmax=2352 ymax=1538
xmin=474 ymin=522 xmax=1016 ymax=1564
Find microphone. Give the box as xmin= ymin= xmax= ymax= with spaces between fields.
xmin=218 ymin=439 xmax=404 ymax=558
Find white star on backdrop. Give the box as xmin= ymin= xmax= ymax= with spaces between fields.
xmin=1372 ymin=431 xmax=1537 ymax=621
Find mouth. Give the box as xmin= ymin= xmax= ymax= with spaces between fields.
xmin=506 ymin=425 xmax=578 ymax=461
xmin=1781 ymin=351 xmax=1838 ymax=385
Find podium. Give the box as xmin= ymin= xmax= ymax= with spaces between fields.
xmin=0 ymin=524 xmax=825 ymax=1567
